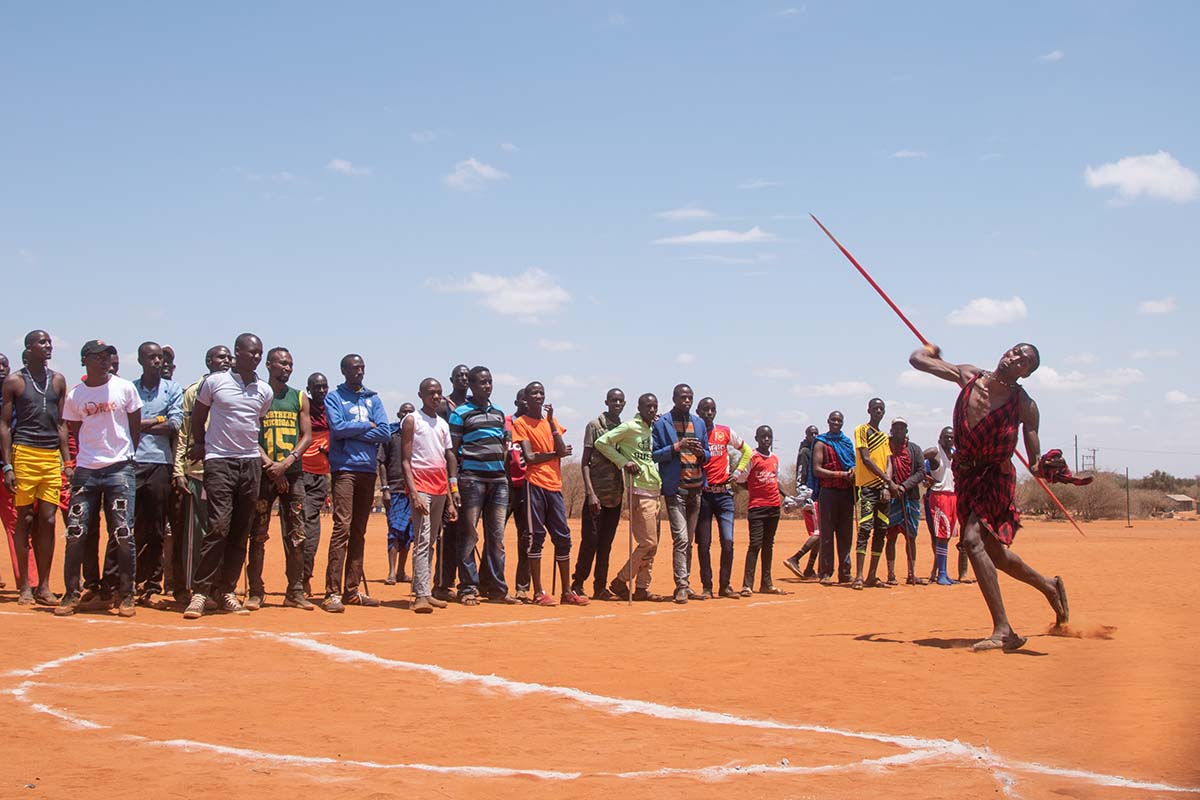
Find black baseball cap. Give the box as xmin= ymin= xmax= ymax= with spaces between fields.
xmin=80 ymin=340 xmax=118 ymax=358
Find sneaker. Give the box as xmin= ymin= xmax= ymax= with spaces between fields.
xmin=243 ymin=595 xmax=264 ymax=611
xmin=183 ymin=593 xmax=207 ymax=619
xmin=532 ymin=591 xmax=557 ymax=607
xmin=412 ymin=596 xmax=433 ymax=614
xmin=54 ymin=593 xmax=81 ymax=617
xmin=343 ymin=593 xmax=381 ymax=607
xmin=221 ymin=593 xmax=251 ymax=615
xmin=561 ymin=590 xmax=590 ymax=606
xmin=204 ymin=596 xmax=219 ymax=611
xmin=79 ymin=587 xmax=99 ymax=605
xmin=719 ymin=586 xmax=741 ymax=599
xmin=782 ymin=557 xmax=804 ymax=579
xmin=569 ymin=583 xmax=585 ymax=598
xmin=322 ymin=595 xmax=345 ymax=613
xmin=283 ymin=594 xmax=315 ymax=611
xmin=118 ymin=596 xmax=136 ymax=617
xmin=673 ymin=588 xmax=689 ymax=604
xmin=514 ymin=588 xmax=531 ymax=603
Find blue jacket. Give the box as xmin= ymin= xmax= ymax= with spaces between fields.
xmin=325 ymin=384 xmax=392 ymax=473
xmin=651 ymin=411 xmax=711 ymax=496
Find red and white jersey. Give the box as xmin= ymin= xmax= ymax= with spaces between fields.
xmin=747 ymin=451 xmax=782 ymax=509
xmin=703 ymin=424 xmax=746 ymax=486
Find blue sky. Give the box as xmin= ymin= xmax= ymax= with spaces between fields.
xmin=2 ymin=2 xmax=1197 ymax=477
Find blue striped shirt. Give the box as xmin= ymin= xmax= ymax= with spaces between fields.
xmin=449 ymin=400 xmax=508 ymax=482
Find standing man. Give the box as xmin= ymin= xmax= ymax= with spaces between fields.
xmin=651 ymin=383 xmax=710 ymax=604
xmin=131 ymin=341 xmax=182 ymax=605
xmin=160 ymin=346 xmax=177 ymax=381
xmin=379 ymin=402 xmax=415 ymax=585
xmin=881 ymin=417 xmax=927 ymax=586
xmin=402 ymin=379 xmax=459 ymax=613
xmin=434 ymin=364 xmax=470 ymax=599
xmin=183 ymin=334 xmax=274 ymax=619
xmin=924 ymin=426 xmax=969 ymax=585
xmin=300 ymin=372 xmax=330 ymax=597
xmin=852 ymin=398 xmax=896 ymax=590
xmin=56 ymin=341 xmax=142 ymax=617
xmin=812 ymin=411 xmax=856 ymax=585
xmin=171 ymin=345 xmax=231 ymax=606
xmin=783 ymin=425 xmax=822 ymax=579
xmin=0 ymin=330 xmax=70 ymax=605
xmin=571 ymin=388 xmax=626 ymax=601
xmin=0 ymin=352 xmax=33 ymax=590
xmin=694 ymin=396 xmax=753 ymax=600
xmin=448 ymin=366 xmax=516 ymax=605
xmin=596 ymin=393 xmax=667 ymax=602
xmin=322 ymin=353 xmax=391 ymax=612
xmin=909 ymin=342 xmax=1069 ymax=651
xmin=513 ymin=381 xmax=587 ymax=606
xmin=246 ymin=347 xmax=313 ymax=611
xmin=739 ymin=425 xmax=787 ymax=596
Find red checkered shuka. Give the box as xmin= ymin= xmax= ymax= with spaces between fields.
xmin=951 ymin=373 xmax=1022 ymax=546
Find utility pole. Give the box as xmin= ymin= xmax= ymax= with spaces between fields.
xmin=1081 ymin=448 xmax=1097 ymax=474
xmin=1074 ymin=434 xmax=1078 ymax=474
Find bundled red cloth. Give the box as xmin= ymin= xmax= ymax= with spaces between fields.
xmin=1037 ymin=449 xmax=1094 ymax=486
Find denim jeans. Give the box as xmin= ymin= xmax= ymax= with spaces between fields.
xmin=456 ymin=477 xmax=509 ymax=597
xmin=664 ymin=488 xmax=701 ymax=590
xmin=695 ymin=489 xmax=736 ymax=591
xmin=64 ymin=461 xmax=136 ymax=598
xmin=411 ymin=493 xmax=447 ymax=599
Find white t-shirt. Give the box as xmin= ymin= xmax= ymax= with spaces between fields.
xmin=929 ymin=442 xmax=955 ymax=493
xmin=63 ymin=377 xmax=143 ymax=469
xmin=196 ymin=370 xmax=274 ymax=460
xmin=409 ymin=409 xmax=453 ymax=495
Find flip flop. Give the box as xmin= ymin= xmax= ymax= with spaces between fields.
xmin=1052 ymin=576 xmax=1069 ymax=626
xmin=851 ymin=578 xmax=864 ymax=591
xmin=972 ymin=637 xmax=1006 ymax=652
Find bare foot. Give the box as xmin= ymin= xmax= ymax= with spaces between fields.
xmin=1049 ymin=576 xmax=1069 ymax=627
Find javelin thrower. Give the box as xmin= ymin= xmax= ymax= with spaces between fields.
xmin=812 ymin=215 xmax=1081 ymax=653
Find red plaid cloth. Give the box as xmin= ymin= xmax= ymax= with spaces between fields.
xmin=952 ymin=373 xmax=1022 ymax=545
xmin=1038 ymin=449 xmax=1094 ymax=486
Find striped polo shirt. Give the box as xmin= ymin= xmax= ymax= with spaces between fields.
xmin=449 ymin=399 xmax=509 ymax=483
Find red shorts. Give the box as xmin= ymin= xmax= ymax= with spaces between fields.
xmin=928 ymin=491 xmax=957 ymax=539
xmin=803 ymin=502 xmax=819 ymax=536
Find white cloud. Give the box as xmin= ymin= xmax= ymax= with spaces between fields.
xmin=680 ymin=252 xmax=776 ymax=265
xmin=491 ymin=372 xmax=524 ymax=389
xmin=1083 ymin=392 xmax=1121 ymax=404
xmin=326 ymin=158 xmax=371 ymax=176
xmin=1033 ymin=366 xmax=1145 ymax=392
xmin=897 ymin=370 xmax=947 ymax=390
xmin=18 ymin=249 xmax=35 ymax=265
xmin=755 ymin=366 xmax=795 ymax=379
xmin=1084 ymin=151 xmax=1199 ymax=203
xmin=653 ymin=226 xmax=775 ymax=246
xmin=892 ymin=149 xmax=928 ymax=159
xmin=1138 ymin=296 xmax=1178 ymax=315
xmin=776 ymin=6 xmax=805 ymax=16
xmin=656 ymin=206 xmax=716 ymax=221
xmin=738 ymin=179 xmax=783 ymax=190
xmin=443 ymin=157 xmax=510 ymax=192
xmin=676 ymin=353 xmax=696 ymax=365
xmin=1131 ymin=347 xmax=1179 ymax=360
xmin=1078 ymin=415 xmax=1121 ymax=426
xmin=552 ymin=374 xmax=585 ymax=388
xmin=1037 ymin=49 xmax=1065 ymax=62
xmin=500 ymin=141 xmax=518 ymax=152
xmin=1064 ymin=352 xmax=1098 ymax=365
xmin=607 ymin=11 xmax=627 ymax=26
xmin=410 ymin=130 xmax=436 ymax=144
xmin=793 ymin=381 xmax=873 ymax=398
xmin=428 ymin=268 xmax=568 ymax=322
xmin=946 ymin=296 xmax=1028 ymax=326
xmin=536 ymin=338 xmax=575 ymax=352
xmin=1166 ymin=390 xmax=1196 ymax=405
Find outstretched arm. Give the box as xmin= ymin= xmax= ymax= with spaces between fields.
xmin=909 ymin=345 xmax=980 ymax=389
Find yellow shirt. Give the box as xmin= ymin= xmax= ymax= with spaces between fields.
xmin=853 ymin=423 xmax=888 ymax=488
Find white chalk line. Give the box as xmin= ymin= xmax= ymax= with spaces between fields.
xmin=5 ymin=621 xmax=1196 ymax=793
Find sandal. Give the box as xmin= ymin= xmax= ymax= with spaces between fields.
xmin=739 ymin=587 xmax=753 ymax=597
xmin=864 ymin=577 xmax=887 ymax=589
xmin=906 ymin=576 xmax=928 ymax=586
xmin=758 ymin=586 xmax=787 ymax=595
xmin=851 ymin=578 xmax=864 ymax=591
xmin=461 ymin=594 xmax=480 ymax=606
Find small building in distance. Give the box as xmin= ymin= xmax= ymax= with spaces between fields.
xmin=1165 ymin=494 xmax=1197 ymax=513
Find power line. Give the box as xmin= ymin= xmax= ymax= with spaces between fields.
xmin=1087 ymin=446 xmax=1200 ymax=457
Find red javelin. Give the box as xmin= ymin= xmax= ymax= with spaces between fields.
xmin=810 ymin=213 xmax=1087 ymax=538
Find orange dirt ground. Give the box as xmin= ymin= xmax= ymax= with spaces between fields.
xmin=2 ymin=516 xmax=1197 ymax=799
